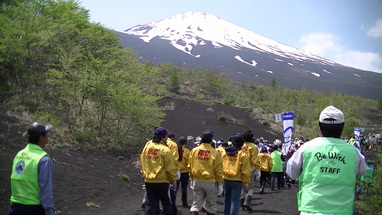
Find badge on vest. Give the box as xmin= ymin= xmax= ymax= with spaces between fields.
xmin=15 ymin=161 xmax=25 ymax=175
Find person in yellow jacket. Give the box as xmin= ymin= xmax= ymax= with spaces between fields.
xmin=188 ymin=129 xmax=223 ymax=215
xmin=9 ymin=122 xmax=56 ymax=215
xmin=175 ymin=136 xmax=191 ymax=207
xmin=166 ymin=131 xmax=181 ymax=215
xmin=221 ymin=133 xmax=251 ymax=215
xmin=141 ymin=127 xmax=177 ymax=215
xmin=240 ymin=130 xmax=258 ymax=211
xmin=256 ymin=147 xmax=273 ymax=194
xmin=167 ymin=131 xmax=180 ymax=171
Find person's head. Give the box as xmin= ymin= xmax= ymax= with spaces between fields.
xmin=221 ymin=142 xmax=229 ymax=148
xmin=233 ymin=133 xmax=245 ymax=148
xmin=243 ymin=130 xmax=254 ymax=142
xmin=28 ymin=122 xmax=53 ymax=147
xmin=260 ymin=146 xmax=268 ymax=153
xmin=167 ymin=131 xmax=175 ymax=140
xmin=272 ymin=144 xmax=279 ymax=151
xmin=153 ymin=127 xmax=168 ymax=143
xmin=178 ymin=136 xmax=187 ymax=146
xmin=177 ymin=136 xmax=187 ymax=161
xmin=319 ymin=105 xmax=345 ymax=138
xmin=201 ymin=129 xmax=213 ymax=143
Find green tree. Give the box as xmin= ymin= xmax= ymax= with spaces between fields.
xmin=1 ymin=0 xmax=166 ymax=146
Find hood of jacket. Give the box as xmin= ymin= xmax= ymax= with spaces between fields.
xmin=225 ymin=145 xmax=241 ymax=156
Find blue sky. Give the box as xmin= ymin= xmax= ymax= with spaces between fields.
xmin=79 ymin=0 xmax=382 ymax=73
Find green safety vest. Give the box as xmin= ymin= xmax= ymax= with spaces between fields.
xmin=298 ymin=137 xmax=356 ymax=214
xmin=271 ymin=150 xmax=283 ymax=172
xmin=10 ymin=144 xmax=48 ymax=205
xmin=360 ymin=165 xmax=374 ymax=182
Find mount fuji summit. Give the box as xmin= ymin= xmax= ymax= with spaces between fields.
xmin=117 ymin=11 xmax=382 ymax=99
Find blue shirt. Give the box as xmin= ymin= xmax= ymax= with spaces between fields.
xmin=38 ymin=155 xmax=55 ymax=215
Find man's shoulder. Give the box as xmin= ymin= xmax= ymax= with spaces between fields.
xmin=145 ymin=141 xmax=170 ymax=151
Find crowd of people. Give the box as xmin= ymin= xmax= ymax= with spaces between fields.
xmin=7 ymin=106 xmax=376 ymax=215
xmin=138 ymin=105 xmax=373 ymax=215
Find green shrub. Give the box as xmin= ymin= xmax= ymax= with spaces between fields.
xmin=118 ymin=172 xmax=130 ymax=182
xmin=73 ymin=130 xmax=97 ymax=143
xmin=222 ymin=96 xmax=235 ymax=105
xmin=195 ymin=93 xmax=205 ymax=101
xmin=355 ymin=152 xmax=382 ymax=214
xmin=378 ymin=99 xmax=382 ymax=111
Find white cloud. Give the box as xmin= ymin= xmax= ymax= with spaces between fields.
xmin=299 ymin=32 xmax=382 ymax=73
xmin=299 ymin=33 xmax=337 ymax=56
xmin=334 ymin=51 xmax=382 ymax=73
xmin=367 ymin=19 xmax=382 ymax=38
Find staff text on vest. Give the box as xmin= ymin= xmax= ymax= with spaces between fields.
xmin=320 ymin=166 xmax=341 ymax=174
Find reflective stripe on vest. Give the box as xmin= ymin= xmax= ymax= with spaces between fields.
xmin=298 ymin=137 xmax=356 ymax=214
xmin=11 ymin=144 xmax=47 ymax=205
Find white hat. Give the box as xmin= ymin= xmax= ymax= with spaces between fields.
xmin=319 ymin=105 xmax=344 ymax=124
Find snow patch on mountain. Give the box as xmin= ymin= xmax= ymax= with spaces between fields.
xmin=234 ymin=55 xmax=257 ymax=67
xmin=323 ymin=69 xmax=332 ymax=74
xmin=309 ymin=71 xmax=321 ymax=77
xmin=124 ymin=11 xmax=336 ymax=66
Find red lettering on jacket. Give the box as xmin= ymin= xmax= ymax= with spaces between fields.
xmin=198 ymin=150 xmax=210 ymax=157
xmin=147 ymin=148 xmax=159 ymax=155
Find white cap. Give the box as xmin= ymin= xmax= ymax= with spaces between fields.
xmin=319 ymin=105 xmax=344 ymax=124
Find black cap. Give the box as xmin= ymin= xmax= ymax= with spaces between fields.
xmin=178 ymin=136 xmax=187 ymax=145
xmin=232 ymin=133 xmax=245 ymax=147
xmin=28 ymin=122 xmax=53 ymax=136
xmin=201 ymin=129 xmax=213 ymax=143
xmin=154 ymin=127 xmax=167 ymax=136
xmin=233 ymin=134 xmax=244 ymax=144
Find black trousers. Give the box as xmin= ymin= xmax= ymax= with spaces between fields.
xmin=176 ymin=172 xmax=189 ymax=205
xmin=145 ymin=182 xmax=173 ymax=215
xmin=260 ymin=171 xmax=270 ymax=188
xmin=9 ymin=203 xmax=45 ymax=215
xmin=271 ymin=172 xmax=284 ymax=189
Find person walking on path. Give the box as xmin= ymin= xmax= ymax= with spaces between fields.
xmin=287 ymin=105 xmax=367 ymax=215
xmin=240 ymin=130 xmax=258 ymax=211
xmin=188 ymin=130 xmax=223 ymax=215
xmin=270 ymin=145 xmax=284 ymax=190
xmin=255 ymin=147 xmax=273 ymax=194
xmin=140 ymin=127 xmax=177 ymax=215
xmin=166 ymin=131 xmax=181 ymax=215
xmin=175 ymin=136 xmax=191 ymax=208
xmin=221 ymin=133 xmax=251 ymax=215
xmin=9 ymin=122 xmax=56 ymax=215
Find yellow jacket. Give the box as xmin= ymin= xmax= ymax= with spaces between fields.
xmin=178 ymin=145 xmax=190 ymax=173
xmin=188 ymin=143 xmax=223 ymax=184
xmin=241 ymin=142 xmax=259 ymax=169
xmin=140 ymin=140 xmax=177 ymax=183
xmin=167 ymin=138 xmax=180 ymax=168
xmin=256 ymin=152 xmax=273 ymax=171
xmin=221 ymin=147 xmax=251 ymax=185
xmin=215 ymin=146 xmax=225 ymax=156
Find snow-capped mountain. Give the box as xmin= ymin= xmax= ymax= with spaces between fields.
xmin=117 ymin=11 xmax=382 ymax=99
